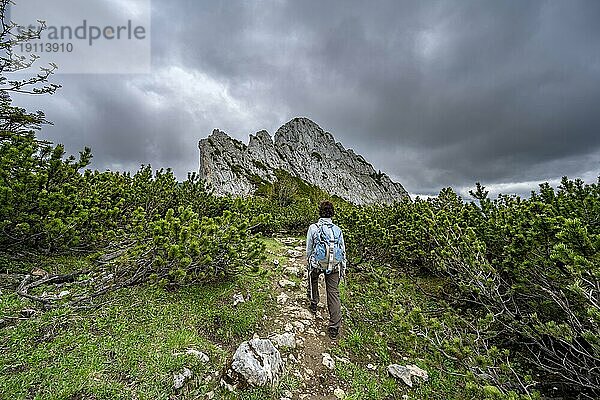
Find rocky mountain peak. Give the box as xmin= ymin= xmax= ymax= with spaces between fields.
xmin=198 ymin=118 xmax=409 ymax=204
xmin=274 ymin=117 xmax=335 ymax=147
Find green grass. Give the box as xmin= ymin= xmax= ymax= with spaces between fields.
xmin=0 ymin=250 xmax=284 ymax=400
xmin=0 ymin=240 xmax=536 ymax=400
xmin=262 ymin=237 xmax=293 ymax=269
xmin=335 ymin=268 xmax=540 ymax=399
xmin=336 ymin=270 xmax=480 ymax=400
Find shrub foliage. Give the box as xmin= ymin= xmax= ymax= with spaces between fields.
xmin=334 ymin=181 xmax=600 ymax=397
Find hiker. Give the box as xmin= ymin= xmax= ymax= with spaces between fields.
xmin=306 ymin=200 xmax=347 ymax=339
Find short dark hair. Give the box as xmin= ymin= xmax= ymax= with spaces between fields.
xmin=318 ymin=201 xmax=335 ymax=218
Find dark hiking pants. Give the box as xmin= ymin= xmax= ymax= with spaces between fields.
xmin=307 ymin=269 xmax=341 ymax=330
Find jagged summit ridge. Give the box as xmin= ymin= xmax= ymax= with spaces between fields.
xmin=198 ymin=117 xmax=408 ymax=204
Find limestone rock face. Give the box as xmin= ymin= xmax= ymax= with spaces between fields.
xmin=198 ymin=117 xmax=409 ymax=204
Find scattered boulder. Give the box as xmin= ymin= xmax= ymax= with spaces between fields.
xmin=271 ymin=332 xmax=296 ymax=349
xmin=287 ymin=249 xmax=303 ymax=258
xmin=334 ymin=388 xmax=346 ymax=399
xmin=388 ymin=364 xmax=429 ymax=387
xmin=273 ymin=259 xmax=280 ymax=267
xmin=281 ymin=305 xmax=314 ymax=321
xmin=276 ymin=292 xmax=289 ymax=304
xmin=173 ymin=367 xmax=193 ymax=389
xmin=278 ymin=279 xmax=296 ymax=288
xmin=322 ymin=353 xmax=335 ymax=370
xmin=233 ymin=293 xmax=245 ymax=306
xmin=228 ymin=339 xmax=284 ymax=387
xmin=406 ymin=364 xmax=428 ymax=381
xmin=292 ymin=321 xmax=305 ymax=333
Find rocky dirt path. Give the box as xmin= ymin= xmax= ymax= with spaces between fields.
xmin=266 ymin=237 xmax=349 ymax=400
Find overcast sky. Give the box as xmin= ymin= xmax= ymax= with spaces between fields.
xmin=14 ymin=0 xmax=600 ymax=198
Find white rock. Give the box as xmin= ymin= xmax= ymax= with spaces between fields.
xmin=366 ymin=363 xmax=376 ymax=370
xmin=231 ymin=339 xmax=284 ymax=386
xmin=322 ymin=353 xmax=335 ymax=370
xmin=406 ymin=364 xmax=429 ymax=381
xmin=206 ymin=391 xmax=215 ymax=399
xmin=273 ymin=259 xmax=280 ymax=266
xmin=233 ymin=293 xmax=245 ymax=306
xmin=334 ymin=388 xmax=346 ymax=399
xmin=173 ymin=367 xmax=192 ymax=389
xmin=278 ymin=279 xmax=296 ymax=288
xmin=271 ymin=332 xmax=296 ymax=349
xmin=388 ymin=364 xmax=412 ymax=386
xmin=284 ymin=323 xmax=294 ymax=332
xmin=295 ymin=309 xmax=315 ymax=321
xmin=292 ymin=321 xmax=305 ymax=333
xmin=276 ymin=292 xmax=289 ymax=305
xmin=388 ymin=364 xmax=429 ymax=387
xmin=287 ymin=249 xmax=303 ymax=258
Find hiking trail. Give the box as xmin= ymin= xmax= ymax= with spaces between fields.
xmin=263 ymin=236 xmax=348 ymax=400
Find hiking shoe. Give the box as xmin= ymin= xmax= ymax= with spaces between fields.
xmin=309 ymin=303 xmax=317 ymax=314
xmin=328 ymin=327 xmax=339 ymax=339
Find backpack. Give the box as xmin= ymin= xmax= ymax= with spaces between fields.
xmin=310 ymin=221 xmax=344 ymax=274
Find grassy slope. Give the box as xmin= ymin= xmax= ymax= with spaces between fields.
xmin=0 ymin=240 xmax=289 ymax=400
xmin=337 ymin=269 xmax=469 ymax=399
xmin=1 ymin=238 xmax=499 ymax=400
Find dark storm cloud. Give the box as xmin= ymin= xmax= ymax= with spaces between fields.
xmin=14 ymin=0 xmax=600 ymax=196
